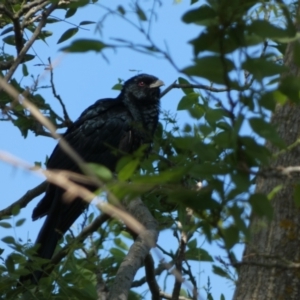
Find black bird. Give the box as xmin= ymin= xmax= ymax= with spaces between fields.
xmin=30 ymin=74 xmax=164 ymax=274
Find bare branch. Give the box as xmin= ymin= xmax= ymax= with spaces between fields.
xmin=48 ymin=57 xmax=72 ymax=126
xmin=4 ymin=3 xmax=57 ymax=82
xmin=234 ymin=260 xmax=300 ymax=269
xmin=16 ymin=0 xmax=49 ymax=19
xmin=20 ymin=213 xmax=110 ymax=283
xmin=241 ymin=165 xmax=300 ymax=179
xmin=51 ymin=213 xmax=110 ymax=265
xmin=0 ymin=76 xmax=95 ymax=181
xmin=160 ymin=82 xmax=228 ymax=98
xmin=159 ymin=291 xmax=192 ymax=300
xmin=0 ymin=4 xmax=14 ymax=19
xmin=12 ymin=17 xmax=24 ymax=54
xmin=108 ymin=198 xmax=159 ymax=300
xmin=172 ymin=222 xmax=187 ymax=300
xmin=0 ymin=181 xmax=47 ymax=219
xmin=131 ymin=262 xmax=167 ymax=288
xmin=144 ymin=253 xmax=160 ymax=299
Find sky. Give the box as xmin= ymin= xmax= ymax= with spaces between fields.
xmin=0 ymin=1 xmax=241 ymax=299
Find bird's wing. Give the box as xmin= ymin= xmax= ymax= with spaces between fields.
xmin=48 ymin=98 xmax=131 ymax=170
xmin=33 ymin=98 xmax=133 ymax=221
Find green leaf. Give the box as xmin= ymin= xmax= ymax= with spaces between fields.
xmin=0 ymin=222 xmax=12 ymax=228
xmin=187 ymin=238 xmax=197 ymax=249
xmin=15 ymin=218 xmax=26 ymax=227
xmin=46 ymin=18 xmax=60 ymax=24
xmin=117 ymin=5 xmax=126 ymax=15
xmin=3 ymin=35 xmax=26 ymax=46
xmin=5 ymin=255 xmax=15 ymax=273
xmin=212 ymin=265 xmax=231 ymax=279
xmin=279 ymin=75 xmax=300 ymax=104
xmin=38 ymin=31 xmax=53 ymax=43
xmin=273 ymin=91 xmax=287 ymax=105
xmin=222 ymin=225 xmax=239 ymax=249
xmin=177 ymin=93 xmax=199 ymax=110
xmin=110 ymin=248 xmax=125 ymax=261
xmin=242 ymin=57 xmax=287 ymax=81
xmin=183 ymin=56 xmax=235 ymax=84
xmin=1 ymin=26 xmax=14 ymax=36
xmin=12 ymin=205 xmax=20 ymax=216
xmin=294 ymin=184 xmax=300 ymax=207
xmin=259 ymin=92 xmax=276 ymax=111
xmin=178 ymin=77 xmax=194 ymax=95
xmin=60 ymin=39 xmax=108 ymax=52
xmin=57 ymin=28 xmax=79 ymax=44
xmin=190 ymin=26 xmax=244 ymax=55
xmin=268 ymin=184 xmax=283 ymax=200
xmin=114 ymin=238 xmax=129 ymax=250
xmin=67 ymin=0 xmax=89 ymax=8
xmin=118 ymin=159 xmax=140 ymax=181
xmin=13 ymin=116 xmax=35 ymax=138
xmin=136 ymin=4 xmax=147 ymax=21
xmin=185 ymin=248 xmax=214 ymax=262
xmin=229 ymin=205 xmax=249 ymax=237
xmin=88 ymin=163 xmax=112 ymax=181
xmin=112 ymin=83 xmax=123 ymax=90
xmin=249 ymin=117 xmax=285 ymax=148
xmin=2 ymin=236 xmax=15 ymax=244
xmin=182 ymin=5 xmax=216 ymax=26
xmin=79 ymin=21 xmax=96 ymax=26
xmin=205 ymin=108 xmax=226 ymax=126
xmin=22 ymin=64 xmax=28 ymax=77
xmin=248 ymin=20 xmax=290 ymax=39
xmin=249 ymin=193 xmax=273 ymax=220
xmin=23 ymin=54 xmax=35 ymax=62
xmin=65 ymin=8 xmax=77 ymax=18
xmin=293 ymin=42 xmax=300 ymax=67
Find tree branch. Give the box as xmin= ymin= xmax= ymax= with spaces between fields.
xmin=12 ymin=17 xmax=24 ymax=54
xmin=48 ymin=57 xmax=72 ymax=126
xmin=131 ymin=262 xmax=167 ymax=288
xmin=172 ymin=223 xmax=187 ymax=299
xmin=17 ymin=0 xmax=49 ymax=19
xmin=160 ymin=82 xmax=228 ymax=99
xmin=0 ymin=181 xmax=47 ymax=219
xmin=144 ymin=253 xmax=160 ymax=299
xmin=4 ymin=3 xmax=57 ymax=82
xmin=50 ymin=213 xmax=110 ymax=265
xmin=159 ymin=291 xmax=192 ymax=300
xmin=108 ymin=198 xmax=159 ymax=300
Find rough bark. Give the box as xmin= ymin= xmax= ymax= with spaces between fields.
xmin=234 ymin=3 xmax=300 ymax=300
xmin=107 ymin=198 xmax=159 ymax=300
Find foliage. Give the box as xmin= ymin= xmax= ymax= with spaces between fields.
xmin=0 ymin=0 xmax=299 ymax=299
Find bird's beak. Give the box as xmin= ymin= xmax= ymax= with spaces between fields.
xmin=149 ymin=79 xmax=164 ymax=88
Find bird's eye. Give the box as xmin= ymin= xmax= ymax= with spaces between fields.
xmin=138 ymin=81 xmax=145 ymax=86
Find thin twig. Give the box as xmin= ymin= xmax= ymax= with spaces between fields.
xmin=160 ymin=82 xmax=228 ymax=98
xmin=12 ymin=17 xmax=24 ymax=54
xmin=48 ymin=57 xmax=72 ymax=125
xmin=144 ymin=253 xmax=160 ymax=299
xmin=131 ymin=262 xmax=166 ymax=287
xmin=172 ymin=223 xmax=187 ymax=300
xmin=159 ymin=291 xmax=192 ymax=300
xmin=0 ymin=181 xmax=47 ymax=219
xmin=51 ymin=213 xmax=110 ymax=265
xmin=4 ymin=3 xmax=57 ymax=82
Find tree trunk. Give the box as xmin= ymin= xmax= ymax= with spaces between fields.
xmin=233 ymin=3 xmax=300 ymax=300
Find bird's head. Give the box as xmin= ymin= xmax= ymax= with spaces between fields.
xmin=121 ymin=74 xmax=164 ymax=103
